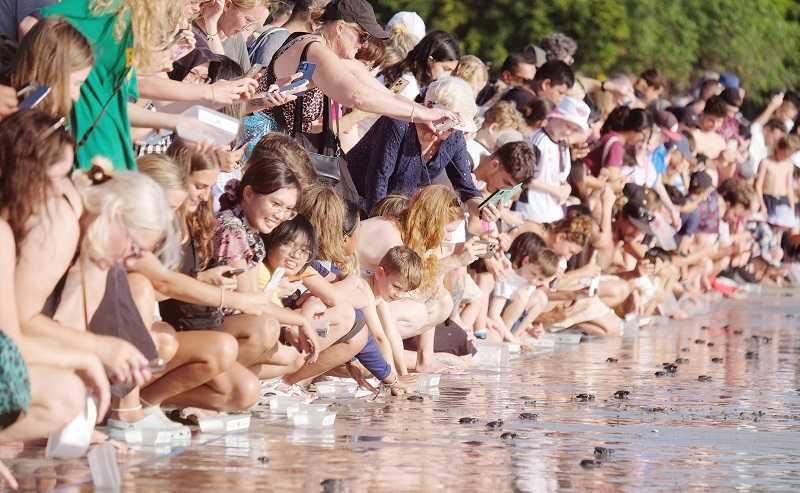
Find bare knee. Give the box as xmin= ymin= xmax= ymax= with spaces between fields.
xmin=36 ymin=370 xmax=86 ymax=430
xmin=229 ymin=370 xmax=259 ymax=410
xmin=206 ymin=333 xmax=239 ymax=375
xmin=249 ymin=316 xmax=280 ymax=351
xmin=153 ymin=321 xmax=179 ymax=363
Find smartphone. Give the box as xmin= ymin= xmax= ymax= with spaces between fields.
xmin=434 ymin=118 xmax=457 ymax=134
xmin=265 ymin=266 xmax=285 ymax=291
xmin=245 ymin=63 xmax=264 ymax=79
xmin=222 ymin=267 xmax=246 ymax=278
xmin=478 ymin=182 xmax=524 ymax=210
xmin=18 ymin=84 xmax=50 ymax=109
xmin=388 ymin=77 xmax=409 ymax=94
xmin=279 ymin=62 xmax=315 ymax=96
xmin=475 ymin=239 xmax=498 ymax=259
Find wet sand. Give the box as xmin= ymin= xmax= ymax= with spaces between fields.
xmin=4 ymin=289 xmax=800 ymax=492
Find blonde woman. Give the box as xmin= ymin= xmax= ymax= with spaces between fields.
xmin=357 ymin=185 xmax=482 ymax=373
xmin=454 ymin=54 xmax=489 ymax=98
xmin=194 ymin=0 xmax=271 ymax=71
xmin=36 ymin=0 xmax=185 ymax=170
xmin=10 ymin=17 xmax=94 ymax=120
xmin=137 ymin=154 xmax=189 ymax=210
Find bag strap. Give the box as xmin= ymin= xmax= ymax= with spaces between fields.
xmin=291 ymin=40 xmax=317 ymax=138
xmin=76 ymin=66 xmax=132 ymax=150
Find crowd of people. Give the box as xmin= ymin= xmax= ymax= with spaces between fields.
xmin=1 ymin=0 xmax=800 ymax=488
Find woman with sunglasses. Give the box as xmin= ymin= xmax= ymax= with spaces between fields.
xmin=263 ymin=0 xmax=455 ymax=140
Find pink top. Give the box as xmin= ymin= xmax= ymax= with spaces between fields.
xmin=584 ymin=131 xmax=625 ymax=176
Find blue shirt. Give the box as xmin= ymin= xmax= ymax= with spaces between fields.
xmin=346 ymin=116 xmax=481 ymax=213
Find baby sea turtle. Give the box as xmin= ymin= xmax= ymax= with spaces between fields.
xmin=500 ymin=432 xmax=518 ymax=440
xmin=675 ymin=357 xmax=689 ymax=364
xmin=486 ymin=420 xmax=504 ymax=429
xmin=745 ymin=351 xmax=758 ymax=360
xmin=654 ymin=371 xmax=666 ymax=377
xmin=711 ymin=357 xmax=724 ymax=363
xmin=733 ymin=329 xmax=743 ymax=335
xmin=706 ymin=342 xmax=715 ymax=347
xmin=594 ymin=447 xmax=614 ymax=458
xmin=613 ymin=390 xmax=630 ymax=400
xmin=606 ymin=357 xmax=619 ymax=363
xmin=459 ymin=417 xmax=479 ymax=424
xmin=681 ymin=347 xmax=690 ymax=353
xmin=761 ymin=336 xmax=772 ymax=344
xmin=575 ymin=393 xmax=595 ymax=402
xmin=407 ymin=395 xmax=424 ymax=402
xmin=519 ymin=412 xmax=538 ymax=421
xmin=257 ymin=456 xmax=270 ymax=464
xmin=663 ymin=363 xmax=678 ymax=373
xmin=580 ymin=459 xmax=602 ymax=468
xmin=694 ymin=339 xmax=706 ymax=344
xmin=698 ymin=375 xmax=713 ymax=382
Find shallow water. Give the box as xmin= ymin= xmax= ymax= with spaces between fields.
xmin=5 ymin=290 xmax=800 ymax=492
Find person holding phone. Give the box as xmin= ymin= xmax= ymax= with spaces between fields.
xmin=263 ymin=0 xmax=455 ymax=137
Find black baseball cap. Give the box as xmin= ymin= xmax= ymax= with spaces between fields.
xmin=322 ymin=0 xmax=389 ymax=40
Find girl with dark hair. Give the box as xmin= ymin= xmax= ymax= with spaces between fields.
xmin=584 ymin=106 xmax=653 ymax=178
xmin=380 ymin=30 xmax=461 ymax=100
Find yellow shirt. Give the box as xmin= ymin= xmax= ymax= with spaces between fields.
xmin=257 ymin=264 xmax=283 ymax=306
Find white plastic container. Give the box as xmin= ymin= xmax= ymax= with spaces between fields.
xmin=475 ymin=341 xmax=509 ymax=368
xmin=555 ymin=333 xmax=583 ymax=344
xmin=198 ymin=414 xmax=251 ymax=433
xmin=286 ymin=403 xmax=329 ymax=419
xmin=314 ymin=381 xmax=358 ymax=399
xmin=415 ymin=374 xmax=441 ymax=392
xmin=87 ymin=442 xmax=121 ymax=490
xmin=530 ymin=336 xmax=556 ymax=348
xmin=46 ymin=396 xmax=97 ymax=459
xmin=176 ymin=105 xmax=240 ymax=147
xmin=291 ymin=411 xmax=336 ymax=428
xmin=268 ymin=395 xmax=304 ymax=412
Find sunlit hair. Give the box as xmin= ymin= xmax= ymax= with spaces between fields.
xmin=137 ymin=154 xmax=187 ymax=197
xmin=249 ymin=133 xmax=316 ymax=189
xmin=383 ymin=25 xmax=419 ymax=68
xmin=378 ymin=246 xmax=423 ymax=291
xmin=11 ymin=17 xmax=93 ymax=119
xmin=369 ymin=194 xmax=409 ymax=220
xmin=0 ymin=110 xmax=75 ymax=253
xmin=454 ymin=55 xmax=488 ymax=96
xmin=298 ymin=184 xmax=356 ymax=275
xmin=355 ymin=36 xmax=386 ymax=71
xmin=166 ymin=137 xmax=223 ymax=269
xmin=400 ymin=185 xmax=464 ymax=289
xmin=549 ymin=214 xmax=593 ymax=248
xmin=73 ymin=167 xmax=181 ymax=268
xmin=507 ymin=232 xmax=546 ymax=269
xmin=483 ymin=101 xmax=526 ymax=133
xmin=91 ymin=0 xmax=185 ymax=69
xmin=230 ymin=0 xmax=271 ymax=7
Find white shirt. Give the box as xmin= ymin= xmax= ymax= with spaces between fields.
xmin=493 ymin=271 xmax=531 ymax=300
xmin=741 ymin=122 xmax=768 ymax=178
xmin=516 ymin=129 xmax=570 ymax=224
xmin=354 ymin=72 xmax=420 ymax=141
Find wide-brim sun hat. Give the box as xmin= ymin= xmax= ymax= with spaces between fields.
xmin=548 ymin=96 xmax=590 ymax=133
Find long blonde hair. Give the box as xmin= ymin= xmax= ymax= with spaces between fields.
xmin=137 ymin=154 xmax=187 ymax=195
xmin=11 ymin=17 xmax=93 ymax=119
xmin=91 ymin=0 xmax=184 ymax=69
xmin=73 ymin=166 xmax=181 ymax=268
xmin=400 ymin=185 xmax=463 ymax=288
xmin=298 ymin=184 xmax=356 ymax=275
